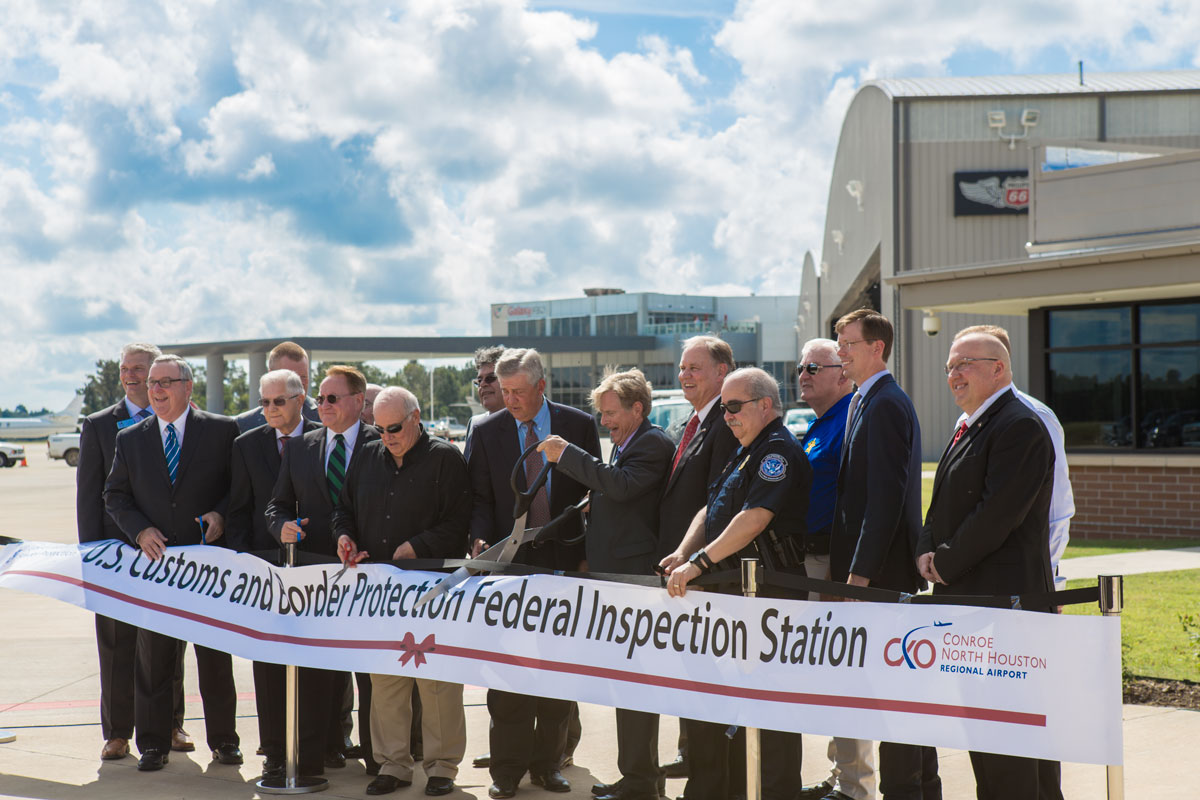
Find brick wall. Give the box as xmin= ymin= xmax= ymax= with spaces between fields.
xmin=1070 ymin=463 xmax=1200 ymax=540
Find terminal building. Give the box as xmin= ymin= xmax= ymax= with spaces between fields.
xmin=802 ymin=69 xmax=1200 ymax=540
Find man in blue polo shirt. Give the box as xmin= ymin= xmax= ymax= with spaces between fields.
xmin=796 ymin=338 xmax=877 ymax=800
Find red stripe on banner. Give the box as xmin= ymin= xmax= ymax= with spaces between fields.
xmin=10 ymin=569 xmax=1045 ymax=728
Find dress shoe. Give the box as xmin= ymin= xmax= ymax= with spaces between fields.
xmin=660 ymin=756 xmax=688 ymax=779
xmin=489 ymin=779 xmax=519 ymax=799
xmin=367 ymin=774 xmax=412 ymax=795
xmin=101 ymin=737 xmax=129 ymax=760
xmin=473 ymin=752 xmax=492 ymax=768
xmin=592 ymin=782 xmax=620 ymax=796
xmin=529 ymin=770 xmax=570 ymax=793
xmin=325 ymin=750 xmax=347 ymax=768
xmin=345 ymin=744 xmax=365 ymax=759
xmin=212 ymin=743 xmax=243 ymax=765
xmin=425 ymin=776 xmax=455 ymax=796
xmin=170 ymin=727 xmax=195 ymax=752
xmin=819 ymin=792 xmax=855 ymax=800
xmin=796 ymin=782 xmax=833 ymax=800
xmin=137 ymin=749 xmax=169 ymax=771
xmin=262 ymin=758 xmax=285 ymax=781
xmin=596 ymin=792 xmax=657 ymax=800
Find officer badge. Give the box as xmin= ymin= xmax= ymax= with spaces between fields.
xmin=804 ymin=439 xmax=817 ymax=454
xmin=759 ymin=454 xmax=787 ymax=482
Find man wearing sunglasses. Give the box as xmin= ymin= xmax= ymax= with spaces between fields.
xmin=830 ymin=310 xmax=939 ymax=800
xmin=267 ymin=364 xmax=382 ymax=775
xmin=228 ymin=368 xmax=325 ymax=780
xmin=794 ymin=340 xmax=877 ymax=800
xmin=660 ymin=367 xmax=810 ymax=800
xmin=237 ymin=341 xmax=321 ymax=433
xmin=333 ymin=387 xmax=470 ymax=797
xmin=464 ymin=345 xmax=507 ymax=462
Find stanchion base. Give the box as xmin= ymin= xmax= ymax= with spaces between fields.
xmin=0 ymin=730 xmax=16 ymax=744
xmin=256 ymin=775 xmax=329 ymax=794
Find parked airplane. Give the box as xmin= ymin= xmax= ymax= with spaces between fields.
xmin=0 ymin=395 xmax=84 ymax=440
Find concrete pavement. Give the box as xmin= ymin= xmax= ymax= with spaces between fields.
xmin=2 ymin=448 xmax=1199 ymax=799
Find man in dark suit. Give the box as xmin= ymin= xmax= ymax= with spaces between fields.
xmin=830 ymin=309 xmax=939 ymax=800
xmin=103 ymin=354 xmax=242 ymax=772
xmin=466 ymin=348 xmax=601 ymax=799
xmin=236 ymin=341 xmax=321 ymax=433
xmin=77 ymin=342 xmax=184 ymax=761
xmin=227 ymin=367 xmax=323 ymax=780
xmin=655 ymin=335 xmax=738 ymax=780
xmin=266 ymin=364 xmax=381 ymax=774
xmin=540 ymin=368 xmax=674 ymax=800
xmin=917 ymin=331 xmax=1059 ymax=800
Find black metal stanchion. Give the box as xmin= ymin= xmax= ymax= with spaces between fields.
xmin=741 ymin=558 xmax=762 ymax=800
xmin=1099 ymin=574 xmax=1124 ymax=800
xmin=258 ymin=541 xmax=328 ymax=795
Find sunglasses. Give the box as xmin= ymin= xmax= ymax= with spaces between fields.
xmin=473 ymin=374 xmax=499 ymax=387
xmin=315 ymin=393 xmax=359 ymax=406
xmin=259 ymin=394 xmax=301 ymax=408
xmin=797 ymin=362 xmax=842 ymax=376
xmin=720 ymin=397 xmax=762 ymax=414
xmin=382 ymin=420 xmax=405 ymax=434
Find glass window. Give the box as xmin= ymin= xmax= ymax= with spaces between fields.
xmin=1048 ymin=351 xmax=1132 ymax=448
xmin=1048 ymin=307 xmax=1130 ymax=348
xmin=551 ymin=316 xmax=589 ymax=338
xmin=1140 ymin=346 xmax=1200 ymax=448
xmin=508 ymin=318 xmax=545 ymax=336
xmin=596 ymin=313 xmax=637 ymax=337
xmin=1139 ymin=303 xmax=1200 ymax=344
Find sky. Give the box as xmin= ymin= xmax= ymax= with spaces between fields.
xmin=2 ymin=0 xmax=1199 ymax=410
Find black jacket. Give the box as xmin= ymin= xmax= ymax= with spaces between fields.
xmin=226 ymin=419 xmax=322 ymax=553
xmin=77 ymin=401 xmax=136 ymax=543
xmin=656 ymin=402 xmax=738 ymax=559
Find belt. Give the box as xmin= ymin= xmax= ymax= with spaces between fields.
xmin=803 ymin=527 xmax=831 ymax=555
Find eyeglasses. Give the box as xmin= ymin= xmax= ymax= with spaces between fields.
xmin=473 ymin=374 xmax=498 ymax=388
xmin=836 ymin=338 xmax=878 ymax=349
xmin=147 ymin=378 xmax=187 ymax=389
xmin=259 ymin=394 xmax=301 ymax=408
xmin=315 ymin=393 xmax=360 ymax=406
xmin=797 ymin=362 xmax=842 ymax=376
xmin=382 ymin=420 xmax=404 ymax=434
xmin=720 ymin=397 xmax=762 ymax=414
xmin=944 ymin=357 xmax=1000 ymax=375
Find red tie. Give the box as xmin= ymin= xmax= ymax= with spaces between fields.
xmin=952 ymin=422 xmax=968 ymax=446
xmin=671 ymin=414 xmax=701 ymax=475
xmin=278 ymin=434 xmax=290 ymax=455
xmin=523 ymin=423 xmax=550 ymax=527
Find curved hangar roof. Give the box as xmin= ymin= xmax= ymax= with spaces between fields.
xmin=865 ymin=69 xmax=1200 ymax=99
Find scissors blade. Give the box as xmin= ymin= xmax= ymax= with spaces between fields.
xmin=412 ymin=513 xmax=535 ymax=610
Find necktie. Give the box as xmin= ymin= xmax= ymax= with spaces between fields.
xmin=844 ymin=392 xmax=862 ymax=446
xmin=670 ymin=414 xmax=701 ymax=475
xmin=327 ymin=433 xmax=347 ymax=504
xmin=523 ymin=423 xmax=550 ymax=527
xmin=952 ymin=422 xmax=968 ymax=447
xmin=279 ymin=434 xmax=290 ymax=455
xmin=164 ymin=423 xmax=180 ymax=484
xmin=137 ymin=408 xmax=152 ymax=420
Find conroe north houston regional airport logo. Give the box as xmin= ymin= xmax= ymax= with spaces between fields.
xmin=882 ymin=622 xmax=1049 ymax=680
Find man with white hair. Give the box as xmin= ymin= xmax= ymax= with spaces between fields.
xmin=361 ymin=383 xmax=384 ymax=426
xmin=333 ymin=387 xmax=470 ymax=797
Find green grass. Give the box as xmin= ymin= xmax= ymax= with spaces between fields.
xmin=1065 ymin=569 xmax=1200 ymax=682
xmin=1063 ymin=538 xmax=1200 ymax=559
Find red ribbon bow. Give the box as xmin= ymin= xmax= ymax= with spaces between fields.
xmin=398 ymin=632 xmax=436 ymax=667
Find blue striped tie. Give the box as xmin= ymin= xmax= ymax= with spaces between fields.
xmin=165 ymin=422 xmax=180 ymax=484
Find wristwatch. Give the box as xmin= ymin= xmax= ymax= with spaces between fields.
xmin=687 ymin=548 xmax=716 ymax=573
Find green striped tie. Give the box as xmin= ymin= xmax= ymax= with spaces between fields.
xmin=327 ymin=433 xmax=347 ymax=504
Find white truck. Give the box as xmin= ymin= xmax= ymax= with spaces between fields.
xmin=47 ymin=431 xmax=81 ymax=466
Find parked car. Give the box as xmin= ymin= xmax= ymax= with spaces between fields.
xmin=0 ymin=440 xmax=27 ymax=468
xmin=47 ymin=431 xmax=82 ymax=466
xmin=784 ymin=407 xmax=818 ymax=438
xmin=1181 ymin=420 xmax=1200 ymax=447
xmin=647 ymin=396 xmax=694 ymax=442
xmin=430 ymin=417 xmax=468 ymax=441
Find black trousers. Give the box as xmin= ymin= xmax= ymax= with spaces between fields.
xmin=878 ymin=742 xmax=941 ymax=800
xmin=684 ymin=718 xmax=801 ymax=800
xmin=95 ymin=615 xmax=187 ymax=739
xmin=254 ymin=661 xmax=334 ymax=771
xmin=615 ymin=708 xmax=660 ymax=795
xmin=487 ymin=689 xmax=570 ymax=782
xmin=969 ymin=752 xmax=1063 ymax=800
xmin=134 ymin=628 xmax=237 ymax=754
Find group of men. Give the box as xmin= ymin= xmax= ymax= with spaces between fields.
xmin=76 ymin=307 xmax=1071 ymax=800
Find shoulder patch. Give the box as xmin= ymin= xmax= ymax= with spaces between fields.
xmin=759 ymin=453 xmax=787 ymax=482
xmin=804 ymin=438 xmax=817 ymax=454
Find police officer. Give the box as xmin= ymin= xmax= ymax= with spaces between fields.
xmin=660 ymin=366 xmax=811 ymax=800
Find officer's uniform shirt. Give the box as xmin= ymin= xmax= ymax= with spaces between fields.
xmin=704 ymin=416 xmax=812 ymax=564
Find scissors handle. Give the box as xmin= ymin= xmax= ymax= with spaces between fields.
xmin=534 ymin=493 xmax=589 ymax=546
xmin=510 ymin=441 xmax=554 ymax=519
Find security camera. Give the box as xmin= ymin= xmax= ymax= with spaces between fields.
xmin=922 ymin=314 xmax=941 ymax=337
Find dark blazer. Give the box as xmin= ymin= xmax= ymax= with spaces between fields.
xmin=656 ymin=402 xmax=738 ymax=560
xmin=918 ymin=389 xmax=1056 ymax=606
xmin=830 ymin=373 xmax=925 ymax=593
xmin=103 ymin=409 xmax=240 ymax=546
xmin=556 ymin=418 xmax=675 ymax=575
xmin=264 ymin=423 xmax=380 ymax=556
xmin=467 ymin=399 xmax=601 ymax=569
xmin=77 ymin=401 xmax=136 ymax=543
xmin=227 ymin=419 xmax=322 ymax=553
xmin=236 ymin=397 xmax=321 ymax=434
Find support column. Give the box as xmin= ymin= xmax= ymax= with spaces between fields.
xmin=248 ymin=352 xmax=268 ymax=407
xmin=206 ymin=353 xmax=225 ymax=414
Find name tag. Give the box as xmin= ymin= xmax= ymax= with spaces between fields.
xmin=116 ymin=418 xmax=140 ymax=430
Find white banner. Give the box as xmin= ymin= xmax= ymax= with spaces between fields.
xmin=0 ymin=540 xmax=1122 ymax=765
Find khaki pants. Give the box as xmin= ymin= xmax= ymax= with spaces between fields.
xmin=370 ymin=674 xmax=465 ymax=781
